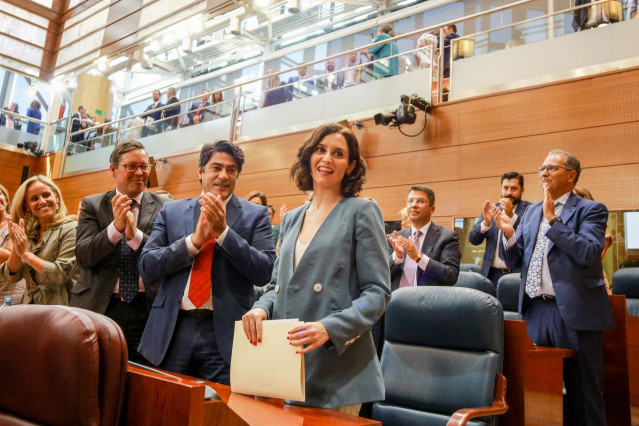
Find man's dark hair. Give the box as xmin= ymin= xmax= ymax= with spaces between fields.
xmin=619 ymin=258 xmax=639 ymax=269
xmin=291 ymin=123 xmax=366 ymax=197
xmin=446 ymin=24 xmax=457 ymax=33
xmin=501 ymin=172 xmax=524 ymax=188
xmin=267 ymin=204 xmax=275 ymax=216
xmin=198 ymin=140 xmax=245 ymax=173
xmin=409 ymin=185 xmax=435 ymax=205
xmin=78 ymin=105 xmax=84 ymax=111
xmin=110 ymin=140 xmax=146 ymax=166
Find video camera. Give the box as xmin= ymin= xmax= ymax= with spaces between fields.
xmin=374 ymin=94 xmax=431 ymax=127
xmin=17 ymin=141 xmax=43 ymax=156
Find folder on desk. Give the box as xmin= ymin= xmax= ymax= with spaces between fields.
xmin=231 ymin=319 xmax=305 ymax=402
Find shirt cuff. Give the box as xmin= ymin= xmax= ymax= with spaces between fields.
xmin=505 ymin=233 xmax=517 ymax=249
xmin=185 ymin=234 xmax=201 ymax=258
xmin=417 ymin=255 xmax=430 ymax=271
xmin=107 ymin=222 xmax=123 ymax=245
xmin=510 ymin=212 xmax=518 ymax=224
xmin=126 ymin=229 xmax=143 ymax=251
xmin=392 ymin=252 xmax=403 ymax=265
xmin=480 ymin=221 xmax=491 ymax=233
xmin=216 ymin=226 xmax=229 ymax=246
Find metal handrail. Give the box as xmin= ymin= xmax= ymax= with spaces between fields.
xmin=447 ymin=0 xmax=621 ymax=96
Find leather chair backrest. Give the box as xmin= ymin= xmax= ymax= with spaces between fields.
xmin=0 ymin=305 xmax=127 ymax=426
xmin=612 ymin=267 xmax=639 ymax=316
xmin=454 ymin=271 xmax=495 ymax=296
xmin=374 ymin=287 xmax=503 ymax=425
xmin=79 ymin=309 xmax=128 ymax=426
xmin=497 ymin=273 xmax=523 ymax=320
xmin=460 ymin=263 xmax=482 ymax=273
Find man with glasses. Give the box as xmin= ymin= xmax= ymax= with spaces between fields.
xmin=387 ymin=185 xmax=461 ymax=291
xmin=469 ymin=172 xmax=531 ymax=286
xmin=492 ymin=150 xmax=614 ymax=426
xmin=72 ymin=140 xmax=167 ymax=364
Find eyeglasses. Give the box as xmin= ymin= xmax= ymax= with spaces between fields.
xmin=406 ymin=198 xmax=429 ymax=206
xmin=119 ymin=163 xmax=153 ymax=173
xmin=537 ymin=165 xmax=572 ymax=173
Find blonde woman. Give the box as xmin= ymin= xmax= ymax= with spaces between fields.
xmin=0 ymin=184 xmax=25 ymax=303
xmin=1 ymin=175 xmax=78 ymax=304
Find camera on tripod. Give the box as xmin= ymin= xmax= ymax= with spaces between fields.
xmin=17 ymin=141 xmax=43 ymax=156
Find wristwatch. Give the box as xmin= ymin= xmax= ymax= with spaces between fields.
xmin=416 ymin=252 xmax=424 ymax=263
xmin=548 ymin=216 xmax=563 ymax=227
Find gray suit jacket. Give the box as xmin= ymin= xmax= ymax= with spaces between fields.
xmin=389 ymin=223 xmax=461 ymax=291
xmin=253 ymin=197 xmax=391 ymax=408
xmin=70 ymin=190 xmax=166 ymax=314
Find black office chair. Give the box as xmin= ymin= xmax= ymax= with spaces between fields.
xmin=612 ymin=267 xmax=639 ymax=316
xmin=454 ymin=271 xmax=495 ymax=296
xmin=460 ymin=263 xmax=482 ymax=274
xmin=496 ymin=273 xmax=523 ymax=321
xmin=372 ymin=287 xmax=508 ymax=426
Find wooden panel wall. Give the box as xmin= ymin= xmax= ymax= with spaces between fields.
xmin=3 ymin=66 xmax=637 ymax=227
xmin=0 ymin=150 xmax=40 ymax=203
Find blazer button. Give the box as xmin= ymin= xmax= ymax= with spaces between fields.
xmin=314 ymin=283 xmax=322 ymax=292
xmin=274 ymin=285 xmax=280 ymax=293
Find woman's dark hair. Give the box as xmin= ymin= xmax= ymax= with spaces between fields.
xmin=290 ymin=123 xmax=366 ymax=197
xmin=30 ymin=100 xmax=41 ymax=111
xmin=198 ymin=140 xmax=245 ymax=173
xmin=213 ymin=91 xmax=224 ymax=103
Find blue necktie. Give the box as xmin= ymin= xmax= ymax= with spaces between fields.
xmin=118 ymin=200 xmax=139 ymax=303
xmin=525 ymin=203 xmax=559 ymax=298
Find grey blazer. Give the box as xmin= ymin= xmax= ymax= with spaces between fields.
xmin=71 ymin=190 xmax=166 ymax=314
xmin=253 ymin=197 xmax=391 ymax=408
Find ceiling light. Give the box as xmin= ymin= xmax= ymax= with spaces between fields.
xmin=149 ymin=40 xmax=161 ymax=51
xmin=229 ymin=16 xmax=241 ymax=35
xmin=97 ymin=58 xmax=109 ymax=72
xmin=287 ymin=0 xmax=300 ymax=13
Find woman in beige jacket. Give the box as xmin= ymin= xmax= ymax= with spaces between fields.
xmin=0 ymin=183 xmax=25 ymax=303
xmin=1 ymin=175 xmax=78 ymax=305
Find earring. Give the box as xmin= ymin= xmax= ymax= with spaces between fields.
xmin=56 ymin=203 xmax=60 ymax=213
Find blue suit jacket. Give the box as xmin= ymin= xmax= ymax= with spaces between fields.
xmin=137 ymin=194 xmax=275 ymax=365
xmin=468 ymin=200 xmax=531 ymax=277
xmin=389 ymin=223 xmax=461 ymax=291
xmin=141 ymin=102 xmax=164 ymax=122
xmin=504 ymin=192 xmax=614 ymax=331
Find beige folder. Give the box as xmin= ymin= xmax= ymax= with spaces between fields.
xmin=230 ymin=319 xmax=305 ymax=402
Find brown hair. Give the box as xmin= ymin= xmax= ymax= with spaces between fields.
xmin=290 ymin=123 xmax=366 ymax=197
xmin=245 ymin=191 xmax=268 ymax=206
xmin=0 ymin=183 xmax=10 ymax=216
xmin=573 ymin=186 xmax=593 ymax=200
xmin=110 ymin=140 xmax=147 ymax=166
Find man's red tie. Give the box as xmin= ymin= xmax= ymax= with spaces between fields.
xmin=188 ymin=237 xmax=215 ymax=308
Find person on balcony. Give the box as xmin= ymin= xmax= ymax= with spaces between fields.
xmin=362 ymin=24 xmax=399 ymax=79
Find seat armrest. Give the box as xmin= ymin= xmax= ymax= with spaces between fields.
xmin=447 ymin=374 xmax=508 ymax=426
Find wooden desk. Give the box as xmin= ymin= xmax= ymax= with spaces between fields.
xmin=501 ymin=319 xmax=576 ymax=426
xmin=501 ymin=295 xmax=631 ymax=426
xmin=628 ymin=313 xmax=639 ymax=406
xmin=125 ymin=365 xmax=381 ymax=425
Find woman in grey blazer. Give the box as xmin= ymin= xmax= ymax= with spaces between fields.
xmin=243 ymin=123 xmax=391 ymax=413
xmin=1 ymin=176 xmax=78 ymax=305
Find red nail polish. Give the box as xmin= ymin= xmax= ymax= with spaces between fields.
xmin=258 ymin=338 xmax=261 ymax=343
xmin=286 ymin=336 xmax=289 ymax=340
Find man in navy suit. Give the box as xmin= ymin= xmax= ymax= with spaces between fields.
xmin=493 ymin=150 xmax=614 ymax=426
xmin=387 ymin=185 xmax=461 ymax=291
xmin=137 ymin=141 xmax=275 ymax=385
xmin=469 ymin=171 xmax=531 ymax=286
xmin=285 ymin=66 xmax=315 ymax=101
xmin=140 ymin=89 xmax=164 ymax=137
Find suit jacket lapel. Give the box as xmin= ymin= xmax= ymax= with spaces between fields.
xmin=138 ymin=191 xmax=158 ymax=233
xmin=548 ymin=193 xmax=578 ymax=251
xmin=187 ymin=197 xmax=200 ymax=235
xmin=102 ymin=190 xmax=116 ymax=223
xmin=282 ymin=203 xmax=310 ymax=282
xmin=525 ymin=204 xmax=543 ymax=261
xmin=421 ymin=224 xmax=440 ymax=256
xmin=226 ymin=194 xmax=241 ymax=229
